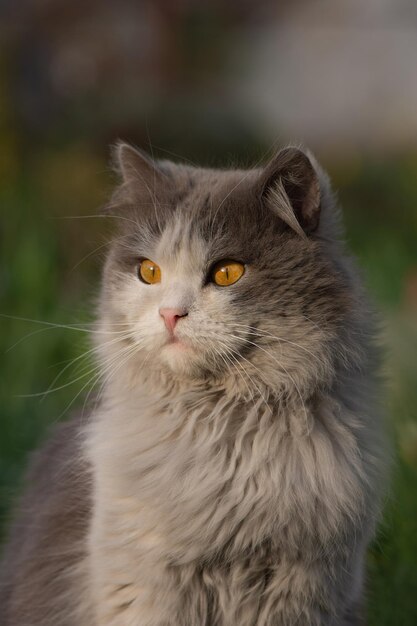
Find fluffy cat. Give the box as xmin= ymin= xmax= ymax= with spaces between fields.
xmin=0 ymin=143 xmax=386 ymax=625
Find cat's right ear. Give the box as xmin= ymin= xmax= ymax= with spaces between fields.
xmin=259 ymin=147 xmax=321 ymax=237
xmin=111 ymin=141 xmax=169 ymax=204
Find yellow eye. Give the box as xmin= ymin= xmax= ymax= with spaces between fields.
xmin=212 ymin=260 xmax=245 ymax=286
xmin=139 ymin=259 xmax=161 ymax=284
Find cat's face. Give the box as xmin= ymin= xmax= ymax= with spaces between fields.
xmin=99 ymin=145 xmax=351 ymax=392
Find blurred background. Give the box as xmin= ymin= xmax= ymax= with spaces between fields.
xmin=1 ymin=0 xmax=416 ymax=623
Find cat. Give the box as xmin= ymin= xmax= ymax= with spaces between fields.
xmin=0 ymin=142 xmax=386 ymax=625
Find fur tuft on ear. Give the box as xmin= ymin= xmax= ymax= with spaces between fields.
xmin=261 ymin=147 xmax=321 ymax=235
xmin=107 ymin=141 xmax=173 ymax=216
xmin=112 ymin=141 xmax=164 ymax=186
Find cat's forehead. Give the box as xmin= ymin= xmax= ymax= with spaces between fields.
xmin=155 ymin=216 xmax=206 ymax=269
xmin=163 ymin=164 xmax=266 ymax=247
xmin=153 ymin=166 xmax=267 ymax=264
xmin=112 ymin=162 xmax=279 ymax=267
xmin=172 ymin=165 xmax=259 ymax=219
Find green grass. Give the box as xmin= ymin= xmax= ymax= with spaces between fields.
xmin=1 ymin=148 xmax=417 ymax=624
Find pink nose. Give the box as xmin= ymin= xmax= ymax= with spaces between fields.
xmin=159 ymin=307 xmax=188 ymax=334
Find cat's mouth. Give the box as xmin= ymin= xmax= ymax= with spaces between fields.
xmin=164 ymin=334 xmax=191 ymax=351
xmin=159 ymin=331 xmax=202 ymax=376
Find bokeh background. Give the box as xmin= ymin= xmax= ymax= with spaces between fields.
xmin=1 ymin=1 xmax=417 ymax=623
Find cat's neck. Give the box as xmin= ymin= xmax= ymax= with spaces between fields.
xmin=100 ymin=358 xmax=285 ymax=409
xmin=95 ymin=360 xmax=320 ymax=441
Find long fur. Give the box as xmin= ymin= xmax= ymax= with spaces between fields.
xmin=0 ymin=145 xmax=386 ymax=625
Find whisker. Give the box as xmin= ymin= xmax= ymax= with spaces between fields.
xmin=217 ymin=339 xmax=272 ymax=414
xmin=52 ymin=214 xmax=139 ymax=227
xmin=70 ymin=239 xmax=111 ymax=272
xmin=227 ymin=335 xmax=309 ymax=421
xmin=86 ymin=337 xmax=153 ymax=417
xmin=40 ymin=333 xmax=134 ymax=399
xmin=149 ymin=145 xmax=199 ymax=167
xmin=213 ymin=342 xmax=254 ymax=402
xmin=5 ymin=326 xmax=63 ymax=353
xmin=54 ymin=341 xmax=141 ymax=423
xmin=83 ymin=342 xmax=145 ymax=417
xmin=221 ymin=323 xmax=323 ymax=365
xmin=0 ymin=314 xmax=134 ymax=339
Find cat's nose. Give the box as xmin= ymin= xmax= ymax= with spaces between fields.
xmin=159 ymin=307 xmax=188 ymax=334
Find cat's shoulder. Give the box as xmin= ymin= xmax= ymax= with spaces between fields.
xmin=2 ymin=414 xmax=92 ymax=552
xmin=24 ymin=415 xmax=90 ymax=492
xmin=0 ymin=415 xmax=92 ymax=623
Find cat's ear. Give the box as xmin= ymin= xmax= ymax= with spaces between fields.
xmin=260 ymin=147 xmax=321 ymax=236
xmin=112 ymin=141 xmax=168 ymax=198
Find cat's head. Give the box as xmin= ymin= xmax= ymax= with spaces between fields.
xmin=97 ymin=143 xmax=355 ymax=395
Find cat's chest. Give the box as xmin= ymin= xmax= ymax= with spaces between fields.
xmin=91 ymin=393 xmax=365 ymax=560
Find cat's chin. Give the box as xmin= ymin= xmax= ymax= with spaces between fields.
xmin=159 ymin=340 xmax=201 ymax=377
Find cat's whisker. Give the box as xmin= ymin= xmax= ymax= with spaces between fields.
xmin=223 ymin=351 xmax=260 ymax=405
xmin=77 ymin=347 xmax=135 ymax=416
xmin=39 ymin=333 xmax=135 ymax=400
xmin=227 ymin=335 xmax=309 ymax=422
xmin=221 ymin=323 xmax=323 ymax=365
xmin=149 ymin=145 xmax=199 ymax=167
xmin=22 ymin=329 xmax=132 ymax=396
xmin=54 ymin=341 xmax=143 ymax=423
xmin=15 ymin=335 xmax=133 ymax=400
xmin=15 ymin=367 xmax=103 ymax=399
xmin=0 ymin=313 xmax=135 ymax=336
xmin=50 ymin=364 xmax=108 ymax=425
xmin=54 ymin=213 xmax=140 ymax=227
xmin=213 ymin=343 xmax=255 ymax=403
xmin=84 ymin=346 xmax=139 ymax=416
xmin=5 ymin=326 xmax=64 ymax=353
xmin=232 ymin=312 xmax=323 ymax=333
xmin=90 ymin=339 xmax=150 ymax=413
xmin=70 ymin=239 xmax=111 ymax=272
xmin=0 ymin=314 xmax=92 ymax=334
xmin=216 ymin=339 xmax=272 ymax=414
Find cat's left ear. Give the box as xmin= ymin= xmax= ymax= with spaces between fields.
xmin=113 ymin=141 xmax=166 ymax=186
xmin=260 ymin=147 xmax=321 ymax=236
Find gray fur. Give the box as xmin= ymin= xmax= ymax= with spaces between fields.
xmin=0 ymin=144 xmax=386 ymax=625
